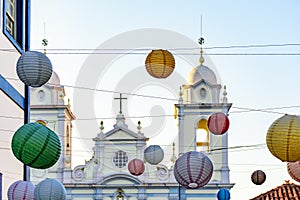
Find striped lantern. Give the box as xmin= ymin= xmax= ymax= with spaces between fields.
xmin=174 ymin=151 xmax=213 ymax=189
xmin=11 ymin=122 xmax=61 ymax=169
xmin=16 ymin=51 xmax=53 ymax=87
xmin=7 ymin=180 xmax=35 ymax=200
xmin=287 ymin=161 xmax=300 ymax=183
xmin=266 ymin=114 xmax=300 ymax=162
xmin=144 ymin=145 xmax=164 ymax=165
xmin=128 ymin=159 xmax=145 ymax=176
xmin=251 ymin=170 xmax=266 ymax=185
xmin=34 ymin=178 xmax=66 ymax=200
xmin=207 ymin=112 xmax=230 ymax=135
xmin=217 ymin=188 xmax=231 ymax=200
xmin=145 ymin=49 xmax=175 ymax=78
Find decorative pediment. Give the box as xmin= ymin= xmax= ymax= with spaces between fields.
xmin=98 ymin=173 xmax=142 ymax=185
xmin=104 ymin=127 xmax=146 ymax=140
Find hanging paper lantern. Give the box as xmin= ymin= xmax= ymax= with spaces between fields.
xmin=128 ymin=159 xmax=145 ymax=176
xmin=7 ymin=180 xmax=35 ymax=200
xmin=16 ymin=51 xmax=53 ymax=87
xmin=207 ymin=112 xmax=230 ymax=135
xmin=251 ymin=170 xmax=266 ymax=185
xmin=266 ymin=114 xmax=300 ymax=162
xmin=34 ymin=178 xmax=66 ymax=200
xmin=217 ymin=188 xmax=231 ymax=200
xmin=145 ymin=49 xmax=175 ymax=78
xmin=11 ymin=122 xmax=61 ymax=169
xmin=287 ymin=161 xmax=300 ymax=183
xmin=174 ymin=151 xmax=213 ymax=189
xmin=144 ymin=145 xmax=164 ymax=165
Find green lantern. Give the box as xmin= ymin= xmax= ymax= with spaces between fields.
xmin=11 ymin=122 xmax=61 ymax=169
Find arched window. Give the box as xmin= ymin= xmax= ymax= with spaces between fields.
xmin=196 ymin=119 xmax=209 ymax=151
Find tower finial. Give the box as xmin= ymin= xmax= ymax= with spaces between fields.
xmin=198 ymin=15 xmax=205 ymax=65
xmin=222 ymin=85 xmax=228 ymax=103
xmin=198 ymin=37 xmax=205 ymax=65
xmin=42 ymin=38 xmax=48 ymax=55
xmin=178 ymin=86 xmax=183 ymax=104
xmin=171 ymin=142 xmax=177 ymax=164
xmin=137 ymin=121 xmax=142 ymax=134
xmin=99 ymin=121 xmax=104 ymax=132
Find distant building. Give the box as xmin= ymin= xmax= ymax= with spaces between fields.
xmin=250 ymin=180 xmax=300 ymax=200
xmin=0 ymin=0 xmax=30 ymax=199
xmin=31 ymin=49 xmax=234 ymax=199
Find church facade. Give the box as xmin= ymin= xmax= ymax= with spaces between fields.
xmin=30 ymin=51 xmax=234 ymax=199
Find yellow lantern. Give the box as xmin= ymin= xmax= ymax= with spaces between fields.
xmin=145 ymin=49 xmax=175 ymax=78
xmin=266 ymin=114 xmax=300 ymax=162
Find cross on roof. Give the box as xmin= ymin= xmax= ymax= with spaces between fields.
xmin=114 ymin=93 xmax=127 ymax=114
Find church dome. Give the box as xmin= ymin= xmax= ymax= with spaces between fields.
xmin=47 ymin=71 xmax=60 ymax=85
xmin=188 ymin=64 xmax=217 ymax=85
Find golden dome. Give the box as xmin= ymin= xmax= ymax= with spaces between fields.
xmin=145 ymin=49 xmax=175 ymax=78
xmin=266 ymin=114 xmax=300 ymax=162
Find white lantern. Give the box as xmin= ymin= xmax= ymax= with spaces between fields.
xmin=34 ymin=178 xmax=66 ymax=200
xmin=174 ymin=151 xmax=213 ymax=188
xmin=16 ymin=51 xmax=52 ymax=87
xmin=7 ymin=180 xmax=35 ymax=200
xmin=144 ymin=145 xmax=164 ymax=165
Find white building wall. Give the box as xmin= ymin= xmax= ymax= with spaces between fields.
xmin=0 ymin=1 xmax=26 ymax=199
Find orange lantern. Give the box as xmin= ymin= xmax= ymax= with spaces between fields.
xmin=145 ymin=49 xmax=175 ymax=78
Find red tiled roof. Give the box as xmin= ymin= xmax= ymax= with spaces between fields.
xmin=250 ymin=181 xmax=300 ymax=200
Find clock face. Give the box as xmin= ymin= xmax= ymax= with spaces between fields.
xmin=200 ymin=88 xmax=207 ymax=99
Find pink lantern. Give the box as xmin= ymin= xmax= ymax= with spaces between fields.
xmin=174 ymin=151 xmax=213 ymax=189
xmin=128 ymin=159 xmax=145 ymax=176
xmin=7 ymin=180 xmax=35 ymax=200
xmin=287 ymin=161 xmax=300 ymax=183
xmin=207 ymin=112 xmax=230 ymax=135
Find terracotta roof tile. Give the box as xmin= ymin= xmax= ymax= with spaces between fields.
xmin=250 ymin=181 xmax=300 ymax=200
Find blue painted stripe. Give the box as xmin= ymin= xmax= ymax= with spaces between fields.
xmin=0 ymin=74 xmax=25 ymax=110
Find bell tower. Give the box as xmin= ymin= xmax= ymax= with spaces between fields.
xmin=30 ymin=71 xmax=75 ymax=183
xmin=175 ymin=37 xmax=232 ymax=183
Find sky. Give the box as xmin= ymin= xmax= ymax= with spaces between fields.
xmin=28 ymin=0 xmax=300 ymax=199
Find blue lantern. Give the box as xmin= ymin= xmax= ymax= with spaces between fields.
xmin=217 ymin=188 xmax=230 ymax=200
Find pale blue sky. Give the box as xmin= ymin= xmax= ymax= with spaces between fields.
xmin=30 ymin=1 xmax=300 ymax=199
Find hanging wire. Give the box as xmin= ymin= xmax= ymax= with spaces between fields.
xmin=2 ymin=42 xmax=300 ymax=51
